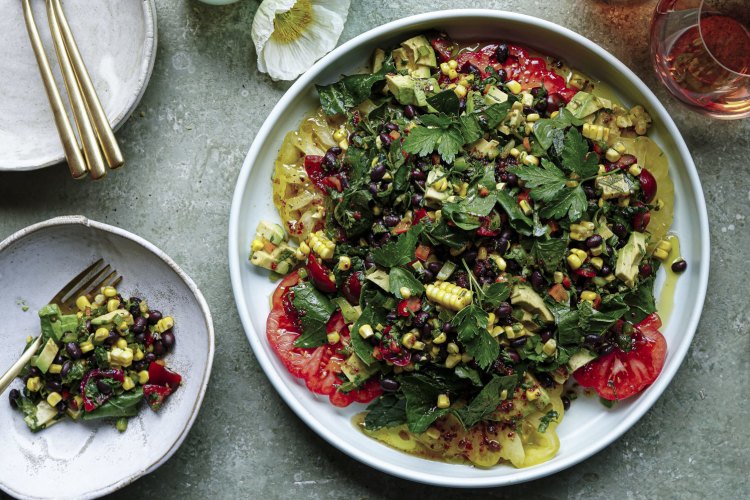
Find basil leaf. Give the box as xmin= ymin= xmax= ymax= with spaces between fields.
xmin=363 ymin=394 xmax=408 ymax=430
xmin=427 ymin=89 xmax=460 ymax=115
xmin=317 ymin=57 xmax=395 ymax=115
xmin=291 ymin=282 xmax=336 ymax=348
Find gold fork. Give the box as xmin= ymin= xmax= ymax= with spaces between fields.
xmin=0 ymin=259 xmax=122 ymax=394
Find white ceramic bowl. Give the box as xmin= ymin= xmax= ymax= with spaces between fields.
xmin=228 ymin=10 xmax=710 ymax=487
xmin=0 ymin=216 xmax=214 ymax=499
xmin=0 ymin=0 xmax=157 ymax=171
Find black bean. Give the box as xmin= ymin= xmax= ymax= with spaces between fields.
xmin=328 ymin=146 xmax=343 ymax=156
xmin=600 ymin=265 xmax=612 ymax=276
xmin=495 ymin=68 xmax=507 ymax=83
xmin=145 ymin=353 xmax=157 ymax=364
xmin=9 ymin=389 xmax=20 ymax=409
xmin=105 ymin=330 xmax=119 ymax=346
xmin=495 ymin=302 xmax=512 ymax=318
xmin=495 ymin=43 xmax=509 ymax=63
xmin=370 ymin=163 xmax=386 ymax=181
xmin=454 ymin=272 xmax=469 ymax=289
xmin=323 ymin=151 xmax=337 ymax=167
xmin=46 ymin=380 xmax=62 ymax=393
xmin=411 ymin=193 xmax=423 ymax=207
xmin=540 ymin=330 xmax=552 ymax=343
xmin=410 ymin=169 xmax=426 ymax=181
xmin=385 ymin=311 xmax=397 ymax=323
xmin=66 ymin=342 xmax=83 ymax=360
xmin=463 ymin=250 xmax=478 ymax=265
xmin=404 ymin=105 xmax=417 ymax=119
xmin=368 ymin=182 xmax=379 ymax=195
xmin=379 ymin=132 xmax=392 ymax=148
xmin=478 ymin=275 xmax=493 ymax=285
xmin=86 ymin=319 xmax=94 ymax=333
xmin=562 ymin=395 xmax=571 ymax=411
xmin=96 ymin=380 xmax=112 ymax=395
xmin=132 ymin=316 xmax=147 ymax=335
xmin=54 ymin=353 xmax=65 ymax=365
xmin=161 ymin=331 xmax=176 ymax=351
xmin=586 ymin=234 xmax=603 ymax=248
xmin=671 ymin=260 xmax=688 ymax=273
xmin=380 ymin=379 xmax=400 ymax=392
xmin=61 ymin=360 xmax=72 ymax=378
xmin=507 ymin=351 xmax=520 ymax=363
xmin=511 ymin=337 xmax=527 ymax=348
xmin=530 ymin=271 xmax=545 ymax=292
xmin=153 ymin=341 xmax=166 ymax=356
xmin=413 ymin=352 xmax=430 ymax=364
xmin=612 ymin=223 xmax=627 ymax=239
xmin=427 ymin=261 xmax=442 ymax=274
xmin=383 ymin=214 xmax=400 ymax=227
xmin=421 ymin=269 xmax=434 ymax=283
xmin=534 ymin=98 xmax=548 ymax=112
xmin=27 ymin=367 xmax=41 ymax=378
xmin=56 ymin=400 xmax=67 ymax=414
xmin=147 ymin=310 xmax=162 ymax=325
xmin=584 ymin=185 xmax=597 ymax=199
xmin=546 ymin=93 xmax=564 ymax=113
xmin=135 ymin=333 xmax=146 ymax=344
xmin=640 ymin=263 xmax=653 ymax=276
xmin=442 ymin=322 xmax=456 ymax=334
xmin=128 ymin=297 xmax=141 ymax=317
xmin=500 ymin=228 xmax=514 ymax=241
xmin=598 ymin=343 xmax=615 ymax=356
xmin=494 ymin=237 xmax=509 ymax=254
xmin=537 ymin=373 xmax=555 ymax=388
xmin=133 ymin=361 xmax=147 ymax=372
xmin=504 ymin=172 xmax=518 ymax=188
xmin=420 ymin=323 xmax=432 ymax=337
xmin=523 ymin=105 xmax=535 ymax=115
xmin=384 ymin=122 xmax=399 ymax=132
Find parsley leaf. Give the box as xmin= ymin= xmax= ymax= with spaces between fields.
xmin=514 ymin=160 xmax=568 ymax=203
xmin=458 ymin=114 xmax=483 ymax=143
xmin=480 ymin=282 xmax=512 ymax=309
xmin=540 ymin=185 xmax=588 ymax=221
xmin=623 ymin=277 xmax=657 ymax=323
xmin=482 ymin=102 xmax=512 ymax=129
xmin=531 ymin=238 xmax=568 ymax=274
xmin=371 ymin=224 xmax=425 ymax=267
xmin=453 ymin=305 xmax=498 ymax=370
xmin=561 ymin=127 xmax=599 ymax=178
xmin=389 ymin=267 xmax=424 ymax=298
xmin=427 ymin=89 xmax=460 ymax=115
xmin=538 ymin=410 xmax=560 ymax=433
xmin=291 ymin=282 xmax=336 ymax=348
xmin=400 ymin=374 xmax=454 ymax=433
xmin=495 ymin=190 xmax=533 ymax=235
xmin=533 ymin=108 xmax=584 ymax=152
xmin=578 ymin=295 xmax=629 ymax=336
xmin=316 ymin=57 xmax=395 ymax=115
xmin=350 ymin=305 xmax=385 ymax=364
xmin=363 ymin=394 xmax=408 ymax=430
xmin=456 ymin=375 xmax=517 ymax=428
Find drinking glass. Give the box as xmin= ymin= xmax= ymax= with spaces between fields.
xmin=650 ymin=0 xmax=750 ymax=119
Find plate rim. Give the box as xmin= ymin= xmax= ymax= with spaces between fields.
xmin=0 ymin=0 xmax=158 ymax=172
xmin=0 ymin=215 xmax=215 ymax=499
xmin=228 ymin=9 xmax=710 ymax=487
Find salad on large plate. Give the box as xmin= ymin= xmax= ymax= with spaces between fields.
xmin=248 ymin=32 xmax=686 ymax=468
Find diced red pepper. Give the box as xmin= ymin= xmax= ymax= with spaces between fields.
xmin=415 ymin=244 xmax=431 ymax=261
xmin=80 ymin=369 xmax=125 ymax=412
xmin=548 ymin=283 xmax=569 ymax=303
xmin=143 ymin=384 xmax=173 ymax=411
xmin=397 ymin=297 xmax=422 ymax=317
xmin=574 ymin=267 xmax=597 ymax=278
xmin=148 ymin=362 xmax=182 ymax=389
xmin=413 ymin=208 xmax=429 ymax=224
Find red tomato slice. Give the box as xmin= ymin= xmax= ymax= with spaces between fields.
xmin=574 ymin=314 xmax=667 ymax=400
xmin=266 ymin=271 xmax=381 ymax=406
xmin=306 ymin=254 xmax=337 ymax=293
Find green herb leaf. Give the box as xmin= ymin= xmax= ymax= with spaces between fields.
xmin=540 ymin=184 xmax=588 ymax=221
xmin=427 ymin=89 xmax=460 ymax=115
xmin=316 ymin=57 xmax=395 ymax=115
xmin=334 ymin=189 xmax=374 ymax=237
xmin=453 ymin=305 xmax=498 ymax=370
xmin=291 ymin=282 xmax=336 ymax=348
xmin=363 ymin=394 xmax=408 ymax=430
xmin=482 ymin=102 xmax=512 ymax=129
xmin=400 ymin=374 xmax=453 ymax=433
xmin=456 ymin=375 xmax=518 ymax=428
xmin=561 ymin=127 xmax=599 ymax=178
xmin=480 ymin=282 xmax=512 ymax=309
xmin=533 ymin=108 xmax=584 ymax=151
xmin=82 ymin=389 xmax=143 ymax=421
xmin=454 ymin=365 xmax=483 ymax=386
xmin=458 ymin=114 xmax=483 ymax=143
xmin=622 ymin=277 xmax=656 ymax=323
xmin=495 ymin=190 xmax=533 ymax=236
xmin=350 ymin=304 xmax=385 ymax=365
xmin=537 ymin=409 xmax=560 ymax=433
xmin=371 ymin=224 xmax=425 ymax=267
xmin=578 ymin=295 xmax=629 ymax=336
xmin=531 ymin=238 xmax=569 ymax=274
xmin=389 ymin=267 xmax=425 ymax=298
xmin=514 ymin=160 xmax=568 ymax=203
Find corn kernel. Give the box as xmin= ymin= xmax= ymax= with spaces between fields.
xmin=137 ymin=370 xmax=150 ymax=385
xmin=487 ymin=312 xmax=497 ymax=327
xmin=76 ymin=295 xmax=91 ymax=311
xmin=440 ymin=62 xmax=450 ymax=75
xmin=399 ymin=287 xmax=412 ymax=299
xmin=519 ymin=199 xmax=533 ymax=216
xmin=402 ymin=332 xmax=418 ymax=349
xmin=571 ymin=248 xmax=588 ymax=260
xmin=94 ymin=294 xmax=106 ymax=306
xmin=570 ymin=223 xmax=595 ymax=241
xmin=413 ymin=341 xmax=426 ymax=351
xmin=134 ymin=347 xmax=144 ymax=361
xmin=522 ymin=154 xmax=539 ymax=166
xmin=590 ymin=244 xmax=604 ymax=256
xmin=618 ymin=197 xmax=630 ymax=207
xmin=446 ymin=342 xmax=460 ymax=354
xmin=448 ymin=69 xmax=458 ymax=80
xmin=526 ymin=387 xmax=541 ymax=401
xmin=333 ymin=128 xmax=347 ymax=142
xmin=139 ymin=301 xmax=149 ymax=314
xmin=542 ymin=338 xmax=557 ymax=356
xmin=614 ymin=141 xmax=627 ymax=154
xmin=550 ymin=111 xmax=560 ymax=118
xmin=155 ymin=316 xmax=174 ymax=334
xmin=110 ymin=347 xmax=133 ymax=367
xmin=580 ymin=291 xmax=599 ymax=303
xmin=454 ymin=84 xmax=468 ymax=98
xmin=567 ymin=254 xmax=583 ymax=270
xmin=338 ymin=256 xmax=352 ymax=271
xmin=251 ymin=239 xmax=264 ymax=252
xmin=553 ymin=271 xmax=564 ymax=284
xmin=446 ymin=59 xmax=458 ymax=70
xmin=425 ymin=427 xmax=441 ymax=440
xmin=445 ymin=353 xmax=462 ymax=368
xmin=94 ymin=328 xmax=109 ymax=343
xmin=526 ymin=113 xmax=540 ymax=122
xmin=80 ymin=341 xmax=94 ymax=354
xmin=590 ymin=257 xmax=604 ymax=270
xmin=116 ymin=338 xmax=128 ymax=350
xmin=103 ymin=286 xmax=118 ymax=298
xmin=509 ymin=147 xmax=521 ymax=158
xmin=107 ymin=299 xmax=120 ymax=313
xmin=117 ymin=321 xmax=129 ymax=333
xmin=628 ymin=164 xmax=643 ymax=176
xmin=47 ymin=392 xmax=62 ymax=407
xmin=506 ymin=80 xmax=522 ymax=94
xmin=605 ymin=148 xmax=622 ymax=162
xmin=48 ymin=364 xmax=62 ymax=374
xmin=437 ymin=394 xmax=451 ymax=408
xmin=490 ymin=326 xmax=504 ymax=337
xmin=359 ymin=324 xmax=374 ymax=339
xmin=122 ymin=377 xmax=135 ymax=391
xmin=26 ymin=377 xmax=42 ymax=392
xmin=432 ymin=332 xmax=447 ymax=344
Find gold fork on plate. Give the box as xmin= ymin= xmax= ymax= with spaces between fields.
xmin=0 ymin=259 xmax=122 ymax=394
xmin=21 ymin=0 xmax=124 ymax=180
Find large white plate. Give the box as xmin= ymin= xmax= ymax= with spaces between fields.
xmin=0 ymin=216 xmax=214 ymax=499
xmin=228 ymin=10 xmax=710 ymax=487
xmin=0 ymin=0 xmax=157 ymax=171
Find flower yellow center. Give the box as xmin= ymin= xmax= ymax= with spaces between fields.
xmin=271 ymin=0 xmax=313 ymax=44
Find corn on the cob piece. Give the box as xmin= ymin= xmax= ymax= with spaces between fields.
xmin=425 ymin=281 xmax=473 ymax=311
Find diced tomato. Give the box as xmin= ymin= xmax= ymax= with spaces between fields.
xmin=324 ymin=176 xmax=343 ymax=192
xmin=476 ymin=227 xmax=500 ymax=237
xmin=266 ymin=271 xmax=381 ymax=406
xmin=429 ymin=36 xmax=456 ymax=62
xmin=415 ymin=244 xmax=431 ymax=261
xmin=304 ymin=155 xmax=327 ymax=191
xmin=517 ymin=190 xmax=531 ymax=203
xmin=548 ymin=283 xmax=569 ymax=303
xmin=393 ymin=220 xmax=411 ymax=234
xmin=413 ymin=208 xmax=429 ymax=224
xmin=573 ymin=314 xmax=667 ymax=400
xmin=148 ymin=362 xmax=182 ymax=389
xmin=397 ymin=297 xmax=422 ymax=317
xmin=340 ymin=271 xmax=363 ymax=305
xmin=574 ymin=267 xmax=597 ymax=278
xmin=144 ymin=384 xmax=173 ymax=411
xmin=306 ymin=254 xmax=337 ymax=293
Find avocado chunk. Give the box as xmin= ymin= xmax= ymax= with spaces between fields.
xmin=372 ymin=47 xmax=386 ymax=73
xmin=385 ymin=75 xmax=437 ymax=107
xmin=256 ymin=220 xmax=286 ymax=245
xmin=392 ymin=46 xmax=433 ymax=78
xmin=568 ymin=349 xmax=597 ymax=372
xmin=250 ymin=243 xmax=297 ymax=275
xmin=38 ymin=303 xmax=63 ymax=342
xmin=566 ymin=91 xmax=612 ymax=118
xmin=484 ymin=85 xmax=509 ymax=105
xmin=34 ymin=338 xmax=59 ymax=374
xmin=615 ymin=231 xmax=648 ymax=287
xmin=91 ymin=309 xmax=134 ymax=327
xmin=401 ymin=35 xmax=437 ymax=68
xmin=511 ymin=285 xmax=554 ymax=323
xmin=365 ymin=268 xmax=390 ymax=291
xmin=470 ymin=138 xmax=500 ymax=159
xmin=596 ymin=172 xmax=634 ymax=200
xmin=341 ymin=353 xmax=378 ymax=384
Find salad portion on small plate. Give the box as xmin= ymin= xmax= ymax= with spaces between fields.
xmin=229 ymin=10 xmax=709 ymax=487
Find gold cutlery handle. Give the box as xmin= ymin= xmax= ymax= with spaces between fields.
xmin=21 ymin=0 xmax=86 ymax=179
xmin=46 ymin=0 xmax=106 ymax=180
xmin=52 ymin=0 xmax=124 ymax=170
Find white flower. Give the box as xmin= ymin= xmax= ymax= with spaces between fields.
xmin=252 ymin=0 xmax=350 ymax=81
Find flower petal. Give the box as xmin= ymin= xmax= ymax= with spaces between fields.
xmin=251 ymin=0 xmax=298 ymax=73
xmin=252 ymin=0 xmax=350 ymax=81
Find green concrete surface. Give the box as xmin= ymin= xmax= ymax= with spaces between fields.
xmin=1 ymin=1 xmax=748 ymax=498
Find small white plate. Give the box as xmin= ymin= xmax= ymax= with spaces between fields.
xmin=228 ymin=10 xmax=710 ymax=488
xmin=0 ymin=0 xmax=157 ymax=171
xmin=0 ymin=216 xmax=214 ymax=499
